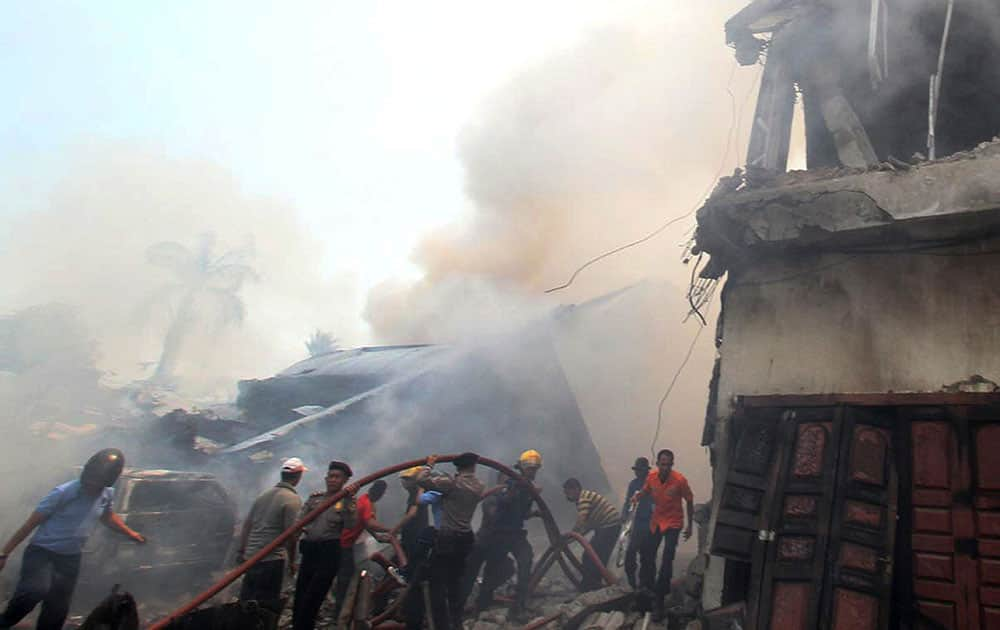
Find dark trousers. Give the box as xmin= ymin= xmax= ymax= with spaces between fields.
xmin=624 ymin=524 xmax=648 ymax=589
xmin=292 ymin=540 xmax=341 ymax=630
xmin=239 ymin=558 xmax=286 ymax=607
xmin=0 ymin=545 xmax=81 ymax=630
xmin=461 ymin=529 xmax=533 ymax=612
xmin=427 ymin=530 xmax=474 ymax=630
xmin=332 ymin=546 xmax=355 ymax=621
xmin=639 ymin=528 xmax=681 ymax=597
xmin=403 ymin=527 xmax=436 ymax=630
xmin=581 ymin=525 xmax=620 ymax=592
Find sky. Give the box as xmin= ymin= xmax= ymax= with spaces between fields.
xmin=1 ymin=1 xmax=640 ymax=294
xmin=0 ymin=0 xmax=767 ymax=394
xmin=0 ymin=1 xmax=763 ymax=512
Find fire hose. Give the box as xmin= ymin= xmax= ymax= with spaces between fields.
xmin=149 ymin=454 xmax=616 ymax=630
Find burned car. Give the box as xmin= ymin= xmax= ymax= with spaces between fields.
xmin=78 ymin=469 xmax=237 ymax=603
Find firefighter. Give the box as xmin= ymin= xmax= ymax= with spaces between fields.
xmin=0 ymin=448 xmax=146 ymax=630
xmin=563 ymin=478 xmax=621 ymax=592
xmin=461 ymin=449 xmax=542 ymax=621
xmin=416 ymin=453 xmax=484 ymax=630
xmin=292 ymin=460 xmax=356 ymax=630
xmin=237 ymin=457 xmax=306 ymax=609
xmin=634 ymin=449 xmax=693 ymax=621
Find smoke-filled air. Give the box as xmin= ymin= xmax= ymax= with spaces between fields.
xmin=0 ymin=1 xmax=762 ymax=627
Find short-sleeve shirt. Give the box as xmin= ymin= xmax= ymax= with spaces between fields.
xmin=30 ymin=480 xmax=114 ymax=555
xmin=572 ymin=490 xmax=621 ymax=534
xmin=415 ymin=468 xmax=484 ymax=534
xmin=245 ymin=482 xmax=302 ymax=561
xmin=340 ymin=494 xmax=373 ymax=548
xmin=301 ymin=492 xmax=357 ymax=544
xmin=420 ymin=491 xmax=443 ymax=527
xmin=624 ymin=477 xmax=653 ymax=530
xmin=642 ymin=470 xmax=693 ymax=533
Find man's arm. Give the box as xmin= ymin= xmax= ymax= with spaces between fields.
xmin=0 ymin=512 xmax=47 ymax=573
xmin=683 ymin=482 xmax=694 ymax=540
xmin=630 ymin=479 xmax=651 ymax=504
xmin=622 ymin=482 xmax=636 ymax=516
xmin=366 ymin=517 xmax=390 ymax=534
xmin=236 ymin=513 xmax=253 ymax=562
xmin=100 ymin=511 xmax=146 ymax=543
xmin=415 ymin=466 xmax=454 ymax=493
xmin=683 ymin=497 xmax=694 ymax=540
xmin=284 ymin=503 xmax=299 ymax=576
xmin=572 ymin=501 xmax=590 ymax=535
xmin=389 ymin=505 xmax=419 ymax=537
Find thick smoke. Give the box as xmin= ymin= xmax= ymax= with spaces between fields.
xmin=1 ymin=143 xmax=363 ymax=398
xmin=366 ymin=3 xmax=755 ymax=509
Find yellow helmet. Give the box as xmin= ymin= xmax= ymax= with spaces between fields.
xmin=400 ymin=466 xmax=423 ymax=479
xmin=518 ymin=450 xmax=542 ymax=469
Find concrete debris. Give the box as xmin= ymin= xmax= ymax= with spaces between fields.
xmin=560 ymin=585 xmax=636 ymax=630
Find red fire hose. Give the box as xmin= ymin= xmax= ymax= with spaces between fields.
xmin=148 ymin=454 xmax=615 ymax=630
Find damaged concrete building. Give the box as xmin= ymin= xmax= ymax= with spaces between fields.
xmin=695 ymin=1 xmax=1000 ymax=629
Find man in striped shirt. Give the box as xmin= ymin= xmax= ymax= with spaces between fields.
xmin=563 ymin=479 xmax=621 ymax=591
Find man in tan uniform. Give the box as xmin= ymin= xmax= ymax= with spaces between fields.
xmin=238 ymin=457 xmax=307 ymax=608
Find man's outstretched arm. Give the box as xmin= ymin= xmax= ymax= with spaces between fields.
xmin=0 ymin=512 xmax=47 ymax=572
xmin=101 ymin=511 xmax=146 ymax=543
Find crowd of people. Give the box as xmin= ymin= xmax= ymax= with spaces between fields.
xmin=238 ymin=447 xmax=694 ymax=630
xmin=0 ymin=447 xmax=694 ymax=630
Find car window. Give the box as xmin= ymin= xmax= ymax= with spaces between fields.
xmin=126 ymin=480 xmax=229 ymax=512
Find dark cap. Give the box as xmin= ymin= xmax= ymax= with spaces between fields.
xmin=453 ymin=452 xmax=479 ymax=469
xmin=632 ymin=457 xmax=651 ymax=471
xmin=328 ymin=461 xmax=353 ymax=477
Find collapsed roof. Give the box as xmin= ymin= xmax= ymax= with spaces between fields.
xmin=232 ymin=335 xmax=612 ymax=506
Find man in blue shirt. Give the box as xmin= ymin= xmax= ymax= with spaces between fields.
xmin=0 ymin=448 xmax=146 ymax=630
xmin=622 ymin=457 xmax=652 ymax=589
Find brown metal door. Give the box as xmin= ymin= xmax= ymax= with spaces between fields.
xmin=967 ymin=411 xmax=1000 ymax=629
xmin=756 ymin=407 xmax=842 ymax=630
xmin=710 ymin=408 xmax=784 ymax=565
xmin=908 ymin=411 xmax=970 ymax=629
xmin=908 ymin=408 xmax=983 ymax=630
xmin=821 ymin=407 xmax=897 ymax=630
xmin=755 ymin=407 xmax=897 ymax=630
xmin=710 ymin=407 xmax=786 ymax=626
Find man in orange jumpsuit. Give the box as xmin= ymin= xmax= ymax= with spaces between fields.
xmin=634 ymin=449 xmax=693 ymax=621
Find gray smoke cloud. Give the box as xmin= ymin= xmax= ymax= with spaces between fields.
xmin=1 ymin=143 xmax=363 ymax=398
xmin=365 ymin=3 xmax=756 ymax=508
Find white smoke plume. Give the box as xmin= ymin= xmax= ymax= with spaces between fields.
xmin=365 ymin=2 xmax=757 ymax=506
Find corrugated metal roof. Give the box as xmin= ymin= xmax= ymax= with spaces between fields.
xmin=277 ymin=345 xmax=446 ymax=378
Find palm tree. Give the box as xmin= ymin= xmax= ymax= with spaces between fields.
xmin=305 ymin=330 xmax=340 ymax=357
xmin=145 ymin=233 xmax=257 ymax=384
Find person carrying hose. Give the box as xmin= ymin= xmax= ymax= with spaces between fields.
xmin=416 ymin=452 xmax=484 ymax=630
xmin=291 ymin=460 xmax=356 ymax=630
xmin=462 ymin=449 xmax=542 ymax=622
xmin=563 ymin=478 xmax=621 ymax=592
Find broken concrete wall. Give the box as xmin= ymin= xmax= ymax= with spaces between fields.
xmin=700 ymin=234 xmax=1000 ymax=609
xmin=715 ymin=238 xmax=1000 ymax=417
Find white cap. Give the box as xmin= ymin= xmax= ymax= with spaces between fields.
xmin=282 ymin=457 xmax=308 ymax=473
